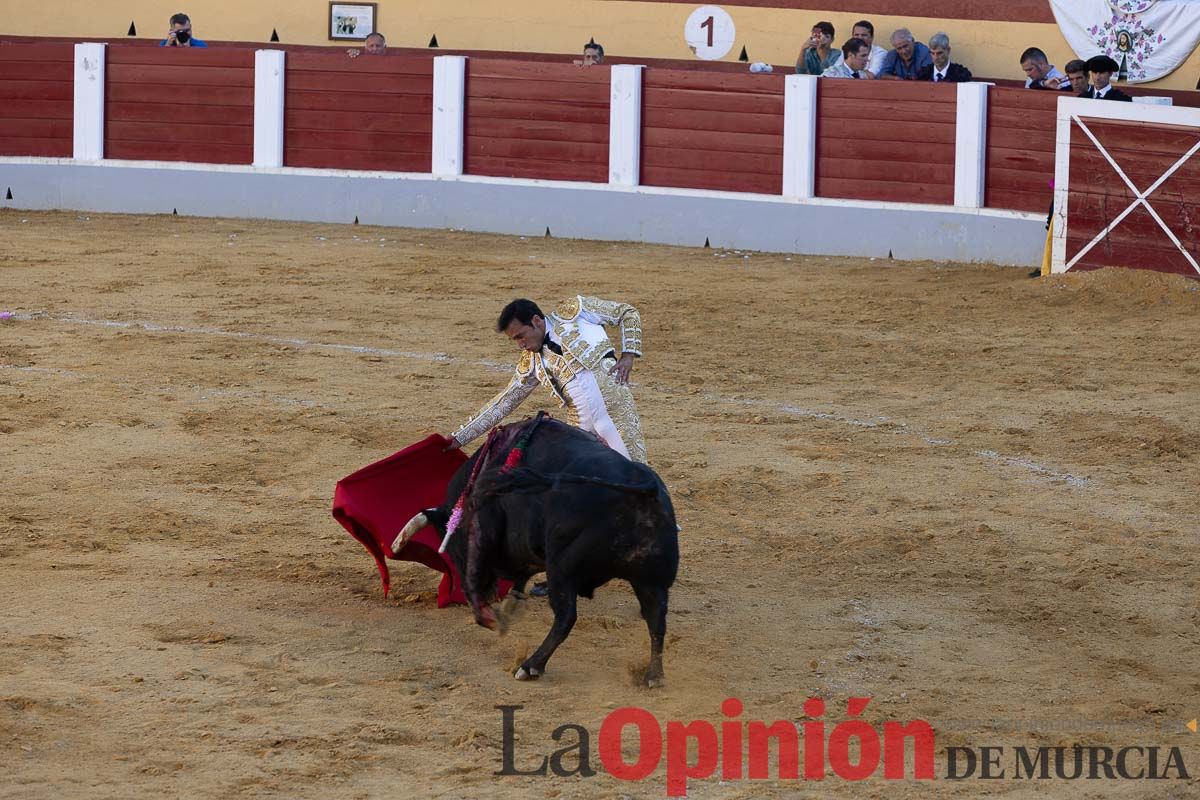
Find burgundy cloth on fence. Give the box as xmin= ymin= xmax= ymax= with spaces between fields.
xmin=331 ymin=434 xmax=470 ymax=607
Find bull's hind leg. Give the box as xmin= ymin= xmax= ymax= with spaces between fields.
xmin=632 ymin=582 xmax=669 ymax=688
xmin=515 ymin=582 xmax=577 ymax=681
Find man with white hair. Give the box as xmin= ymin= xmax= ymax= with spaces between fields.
xmin=347 ymin=31 xmax=386 ymax=58
xmin=916 ymin=33 xmax=973 ymax=82
xmin=877 ymin=28 xmax=932 ymax=80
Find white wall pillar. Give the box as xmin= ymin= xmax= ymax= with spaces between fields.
xmin=253 ymin=50 xmax=286 ymax=168
xmin=782 ymin=75 xmax=817 ymax=199
xmin=1051 ymin=95 xmax=1073 ymax=274
xmin=432 ymin=55 xmax=467 ymax=176
xmin=609 ymin=65 xmax=644 ymax=187
xmin=954 ymin=82 xmax=989 ymax=209
xmin=73 ymin=43 xmax=106 ymax=161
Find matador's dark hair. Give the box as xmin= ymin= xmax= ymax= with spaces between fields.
xmin=497 ymin=299 xmax=545 ymax=332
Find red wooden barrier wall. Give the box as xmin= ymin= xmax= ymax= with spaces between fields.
xmin=0 ymin=43 xmax=73 ymax=157
xmin=1066 ymin=118 xmax=1200 ymax=277
xmin=816 ymin=80 xmax=956 ymax=205
xmin=285 ymin=53 xmax=432 ymax=172
xmin=641 ymin=69 xmax=785 ymax=195
xmin=105 ymin=45 xmax=254 ymax=164
xmin=985 ymin=87 xmax=1056 ymax=214
xmin=464 ymin=60 xmax=609 ymax=183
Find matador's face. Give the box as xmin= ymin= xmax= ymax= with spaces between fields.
xmin=503 ymin=315 xmax=547 ymax=352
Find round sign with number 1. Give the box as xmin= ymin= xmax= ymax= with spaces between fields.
xmin=685 ymin=6 xmax=736 ymax=61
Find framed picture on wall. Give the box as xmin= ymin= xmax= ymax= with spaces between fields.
xmin=329 ymin=2 xmax=377 ymax=41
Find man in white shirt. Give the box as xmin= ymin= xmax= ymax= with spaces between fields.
xmin=851 ymin=20 xmax=888 ymax=77
xmin=1021 ymin=46 xmax=1072 ymax=90
xmin=822 ymin=38 xmax=873 ymax=79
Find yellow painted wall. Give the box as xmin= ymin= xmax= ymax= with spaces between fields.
xmin=2 ymin=1 xmax=1198 ymax=90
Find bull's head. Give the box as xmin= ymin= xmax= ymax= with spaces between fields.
xmin=390 ymin=511 xmax=429 ymax=555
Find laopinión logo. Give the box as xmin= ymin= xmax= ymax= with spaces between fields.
xmin=496 ymin=699 xmax=1192 ymax=797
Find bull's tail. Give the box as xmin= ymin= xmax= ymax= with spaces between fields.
xmin=474 ymin=465 xmax=660 ymax=499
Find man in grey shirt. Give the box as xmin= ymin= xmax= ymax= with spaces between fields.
xmin=1021 ymin=47 xmax=1072 ymax=90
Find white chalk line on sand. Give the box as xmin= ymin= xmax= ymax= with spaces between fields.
xmin=0 ymin=362 xmax=327 ymax=409
xmin=4 ymin=311 xmax=1090 ymax=488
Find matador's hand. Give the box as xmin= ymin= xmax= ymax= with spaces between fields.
xmin=609 ymin=353 xmax=635 ymax=385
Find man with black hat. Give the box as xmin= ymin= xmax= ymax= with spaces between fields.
xmin=1079 ymin=55 xmax=1132 ymax=101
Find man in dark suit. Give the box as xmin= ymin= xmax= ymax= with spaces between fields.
xmin=917 ymin=32 xmax=972 ymax=82
xmin=1079 ymin=55 xmax=1133 ymax=101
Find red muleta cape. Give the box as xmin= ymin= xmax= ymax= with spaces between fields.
xmin=331 ymin=434 xmax=470 ymax=607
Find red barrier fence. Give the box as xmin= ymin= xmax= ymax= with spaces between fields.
xmin=464 ymin=60 xmax=610 ymax=183
xmin=10 ymin=36 xmax=1199 ymax=233
xmin=816 ymin=80 xmax=957 ymax=205
xmin=105 ymin=45 xmax=254 ymax=164
xmin=1066 ymin=117 xmax=1200 ymax=277
xmin=641 ymin=69 xmax=785 ymax=195
xmin=285 ymin=53 xmax=432 ymax=172
xmin=985 ymin=87 xmax=1056 ymax=214
xmin=0 ymin=43 xmax=73 ymax=157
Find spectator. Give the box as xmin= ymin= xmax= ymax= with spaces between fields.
xmin=917 ymin=33 xmax=972 ymax=82
xmin=575 ymin=42 xmax=604 ymax=67
xmin=1080 ymin=55 xmax=1133 ymax=101
xmin=822 ymin=38 xmax=873 ymax=79
xmin=796 ymin=22 xmax=841 ymax=75
xmin=348 ymin=32 xmax=386 ymax=58
xmin=1064 ymin=59 xmax=1089 ymax=94
xmin=161 ymin=12 xmax=207 ymax=48
xmin=877 ymin=29 xmax=932 ymax=80
xmin=851 ymin=20 xmax=888 ymax=77
xmin=1021 ymin=47 xmax=1070 ymax=90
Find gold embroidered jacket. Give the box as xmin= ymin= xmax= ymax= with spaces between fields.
xmin=453 ymin=295 xmax=643 ymax=446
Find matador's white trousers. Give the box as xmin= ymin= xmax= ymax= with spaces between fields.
xmin=564 ymin=369 xmax=631 ymax=460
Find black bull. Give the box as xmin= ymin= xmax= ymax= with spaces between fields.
xmin=392 ymin=417 xmax=679 ymax=687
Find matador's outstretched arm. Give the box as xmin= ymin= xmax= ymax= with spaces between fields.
xmin=451 ymin=365 xmax=538 ymax=447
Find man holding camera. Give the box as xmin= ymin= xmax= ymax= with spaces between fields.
xmin=795 ymin=22 xmax=841 ymax=75
xmin=161 ymin=13 xmax=208 ymax=48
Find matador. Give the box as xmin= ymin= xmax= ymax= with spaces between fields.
xmin=449 ymin=296 xmax=647 ymax=463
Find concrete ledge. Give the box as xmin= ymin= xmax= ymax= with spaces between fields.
xmin=0 ymin=159 xmax=1045 ymax=266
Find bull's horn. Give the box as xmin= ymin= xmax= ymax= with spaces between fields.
xmin=391 ymin=512 xmax=428 ymax=555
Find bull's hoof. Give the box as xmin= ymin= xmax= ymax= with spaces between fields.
xmin=475 ymin=605 xmax=498 ymax=631
xmin=644 ymin=673 xmax=664 ymax=689
xmin=514 ymin=666 xmax=542 ymax=681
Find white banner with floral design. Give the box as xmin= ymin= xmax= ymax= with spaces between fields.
xmin=1050 ymin=0 xmax=1200 ymax=83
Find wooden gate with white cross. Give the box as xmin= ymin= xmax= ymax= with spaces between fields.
xmin=1052 ymin=98 xmax=1200 ymax=278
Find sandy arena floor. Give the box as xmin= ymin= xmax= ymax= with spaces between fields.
xmin=1 ymin=210 xmax=1198 ymax=799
